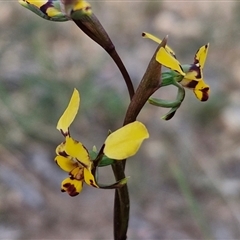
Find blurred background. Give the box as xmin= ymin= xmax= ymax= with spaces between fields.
xmin=1 ymin=1 xmax=240 ymax=239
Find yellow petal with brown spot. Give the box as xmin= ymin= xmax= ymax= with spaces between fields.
xmin=193 ymin=80 xmax=210 ymax=102
xmin=83 ymin=168 xmax=99 ymax=188
xmin=195 ymin=43 xmax=209 ymax=69
xmin=61 ymin=177 xmax=83 ymax=196
xmin=65 ymin=136 xmax=91 ymax=168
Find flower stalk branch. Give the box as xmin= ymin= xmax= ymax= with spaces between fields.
xmin=72 ymin=13 xmax=135 ymax=100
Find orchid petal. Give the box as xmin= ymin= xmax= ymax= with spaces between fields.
xmin=104 ymin=121 xmax=149 ymax=160
xmin=194 ymin=43 xmax=209 ymax=69
xmin=142 ymin=32 xmax=162 ymax=44
xmin=193 ymin=80 xmax=210 ymax=102
xmin=72 ymin=0 xmax=92 ymax=13
xmin=156 ymin=47 xmax=185 ymax=76
xmin=70 ymin=166 xmax=84 ymax=180
xmin=19 ymin=0 xmax=69 ymax=21
xmin=62 ymin=0 xmax=92 ymax=17
xmin=61 ymin=177 xmax=83 ymax=196
xmin=180 ymin=64 xmax=209 ymax=102
xmin=65 ymin=136 xmax=91 ymax=168
xmin=57 ymin=88 xmax=80 ymax=135
xmin=142 ymin=32 xmax=176 ymax=57
xmin=55 ymin=155 xmax=77 ymax=172
xmin=83 ymin=168 xmax=99 ymax=188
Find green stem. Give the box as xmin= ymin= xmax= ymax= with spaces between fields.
xmin=148 ymin=80 xmax=185 ymax=120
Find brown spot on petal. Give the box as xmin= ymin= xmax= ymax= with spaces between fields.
xmin=59 ymin=151 xmax=68 ymax=157
xmin=189 ymin=64 xmax=201 ymax=79
xmin=62 ymin=182 xmax=79 ymax=197
xmin=40 ymin=1 xmax=53 ymax=15
xmin=90 ymin=179 xmax=94 ymax=186
xmin=89 ymin=179 xmax=98 ymax=188
xmin=200 ymin=87 xmax=209 ymax=101
xmin=186 ymin=80 xmax=198 ymax=89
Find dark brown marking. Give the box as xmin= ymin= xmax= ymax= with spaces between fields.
xmin=59 ymin=151 xmax=68 ymax=157
xmin=62 ymin=183 xmax=79 ymax=197
xmin=40 ymin=0 xmax=53 ymax=15
xmin=189 ymin=64 xmax=201 ymax=79
xmin=186 ymin=80 xmax=198 ymax=89
xmin=200 ymin=87 xmax=209 ymax=101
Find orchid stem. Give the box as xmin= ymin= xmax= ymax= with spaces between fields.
xmin=73 ymin=14 xmax=135 ymax=100
xmin=111 ymin=162 xmax=129 ymax=240
xmin=111 ymin=38 xmax=167 ymax=240
xmin=108 ymin=48 xmax=135 ymax=100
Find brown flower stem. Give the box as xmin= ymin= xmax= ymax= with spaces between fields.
xmin=123 ymin=37 xmax=167 ymax=125
xmin=111 ymin=37 xmax=167 ymax=240
xmin=73 ymin=13 xmax=135 ymax=100
xmin=111 ymin=162 xmax=129 ymax=240
xmin=108 ymin=49 xmax=135 ymax=100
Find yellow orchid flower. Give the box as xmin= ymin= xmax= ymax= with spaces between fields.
xmin=19 ymin=0 xmax=91 ymax=21
xmin=55 ymin=89 xmax=149 ymax=196
xmin=180 ymin=44 xmax=210 ymax=101
xmin=142 ymin=32 xmax=185 ymax=76
xmin=143 ymin=32 xmax=210 ymax=101
xmin=55 ymin=136 xmax=98 ymax=196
